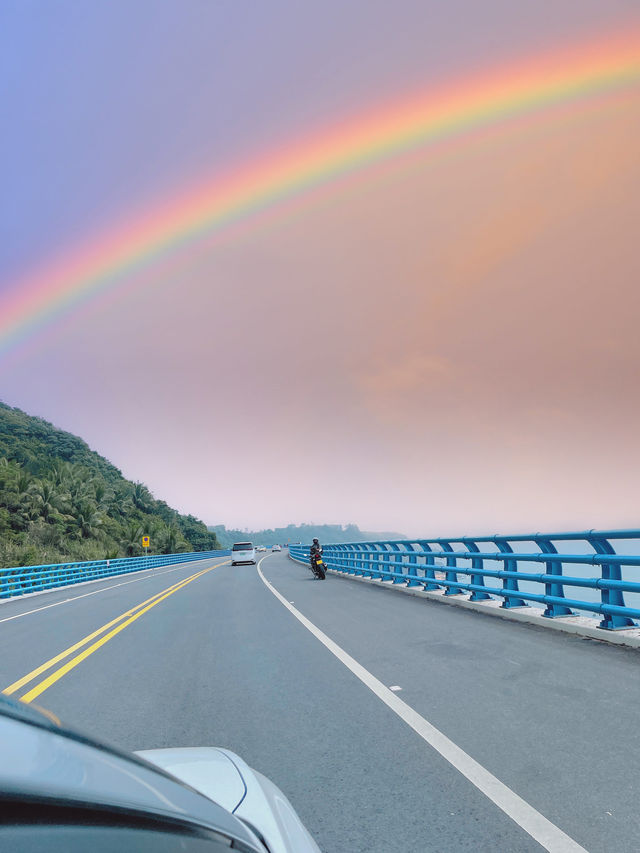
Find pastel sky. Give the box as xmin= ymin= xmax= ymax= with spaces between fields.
xmin=1 ymin=1 xmax=639 ymax=536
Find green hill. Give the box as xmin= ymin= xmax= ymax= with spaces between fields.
xmin=0 ymin=401 xmax=220 ymax=567
xmin=210 ymin=522 xmax=407 ymax=548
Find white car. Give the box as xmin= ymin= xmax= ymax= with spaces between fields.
xmin=231 ymin=542 xmax=256 ymax=565
xmin=272 ymin=544 xmax=282 ymax=552
xmin=256 ymin=546 xmax=267 ymax=552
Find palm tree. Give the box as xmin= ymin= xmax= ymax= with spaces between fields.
xmin=0 ymin=456 xmax=11 ymax=491
xmin=141 ymin=518 xmax=165 ymax=553
xmin=121 ymin=521 xmax=144 ymax=557
xmin=132 ymin=482 xmax=153 ymax=512
xmin=15 ymin=470 xmax=31 ymax=497
xmin=0 ymin=462 xmax=29 ymax=531
xmin=74 ymin=502 xmax=102 ymax=539
xmin=67 ymin=479 xmax=86 ymax=509
xmin=111 ymin=489 xmax=134 ymax=518
xmin=48 ymin=460 xmax=69 ymax=488
xmin=93 ymin=480 xmax=113 ymax=510
xmin=159 ymin=525 xmax=188 ymax=555
xmin=28 ymin=480 xmax=65 ymax=523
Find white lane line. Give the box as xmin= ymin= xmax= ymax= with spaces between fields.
xmin=0 ymin=559 xmax=225 ymax=625
xmin=256 ymin=557 xmax=588 ymax=853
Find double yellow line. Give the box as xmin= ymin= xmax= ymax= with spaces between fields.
xmin=3 ymin=561 xmax=227 ymax=704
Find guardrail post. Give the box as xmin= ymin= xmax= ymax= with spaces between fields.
xmin=535 ymin=537 xmax=572 ymax=617
xmin=587 ymin=534 xmax=635 ymax=629
xmin=374 ymin=544 xmax=386 ymax=580
xmin=342 ymin=544 xmax=349 ymax=573
xmin=441 ymin=541 xmax=463 ymax=595
xmin=351 ymin=546 xmax=360 ymax=574
xmin=464 ymin=540 xmax=491 ymax=601
xmin=390 ymin=543 xmax=405 ymax=583
xmin=495 ymin=539 xmax=527 ymax=608
xmin=405 ymin=544 xmax=421 ymax=587
xmin=418 ymin=542 xmax=441 ymax=590
xmin=380 ymin=545 xmax=393 ymax=581
xmin=343 ymin=545 xmax=354 ymax=575
xmin=352 ymin=544 xmax=364 ymax=576
xmin=324 ymin=545 xmax=337 ymax=573
xmin=361 ymin=545 xmax=370 ymax=576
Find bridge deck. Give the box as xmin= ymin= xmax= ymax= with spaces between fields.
xmin=1 ymin=552 xmax=637 ymax=852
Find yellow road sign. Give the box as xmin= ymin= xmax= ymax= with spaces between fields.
xmin=142 ymin=536 xmax=150 ymax=548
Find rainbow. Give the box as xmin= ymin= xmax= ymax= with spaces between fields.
xmin=1 ymin=29 xmax=639 ymax=358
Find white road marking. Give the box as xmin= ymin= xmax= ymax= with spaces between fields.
xmin=257 ymin=557 xmax=588 ymax=853
xmin=0 ymin=559 xmax=224 ymax=624
xmin=389 ymin=685 xmax=402 ymax=691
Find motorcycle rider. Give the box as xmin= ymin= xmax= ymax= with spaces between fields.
xmin=309 ymin=538 xmax=322 ymax=572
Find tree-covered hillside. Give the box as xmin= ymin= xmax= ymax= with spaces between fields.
xmin=210 ymin=522 xmax=406 ymax=548
xmin=0 ymin=402 xmax=220 ymax=567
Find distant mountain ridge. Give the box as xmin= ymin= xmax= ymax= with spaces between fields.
xmin=0 ymin=401 xmax=220 ymax=567
xmin=209 ymin=523 xmax=407 ymax=548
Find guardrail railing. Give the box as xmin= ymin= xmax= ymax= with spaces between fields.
xmin=289 ymin=529 xmax=640 ymax=630
xmin=0 ymin=550 xmax=231 ymax=599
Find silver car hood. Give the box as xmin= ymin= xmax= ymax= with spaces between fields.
xmin=136 ymin=747 xmax=245 ymax=812
xmin=137 ymin=747 xmax=321 ymax=853
xmin=0 ymin=710 xmax=261 ymax=852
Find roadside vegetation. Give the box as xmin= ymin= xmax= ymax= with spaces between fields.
xmin=0 ymin=402 xmax=220 ymax=567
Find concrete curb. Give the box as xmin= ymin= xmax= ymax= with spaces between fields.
xmin=288 ymin=554 xmax=640 ymax=649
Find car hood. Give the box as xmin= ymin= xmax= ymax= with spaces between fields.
xmin=135 ymin=747 xmax=245 ymax=813
xmin=137 ymin=747 xmax=321 ymax=853
xmin=0 ymin=708 xmax=261 ymax=852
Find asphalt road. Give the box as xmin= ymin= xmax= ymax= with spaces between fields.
xmin=1 ymin=552 xmax=639 ymax=852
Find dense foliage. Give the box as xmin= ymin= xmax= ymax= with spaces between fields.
xmin=210 ymin=522 xmax=406 ymax=548
xmin=0 ymin=402 xmax=220 ymax=567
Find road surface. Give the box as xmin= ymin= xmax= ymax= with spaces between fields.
xmin=2 ymin=551 xmax=639 ymax=852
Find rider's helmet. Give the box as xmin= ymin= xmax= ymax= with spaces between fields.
xmin=313 ymin=538 xmax=319 ymax=545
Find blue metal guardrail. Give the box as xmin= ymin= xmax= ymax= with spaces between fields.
xmin=0 ymin=550 xmax=232 ymax=600
xmin=289 ymin=529 xmax=640 ymax=630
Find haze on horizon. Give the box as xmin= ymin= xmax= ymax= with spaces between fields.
xmin=1 ymin=1 xmax=639 ymax=539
